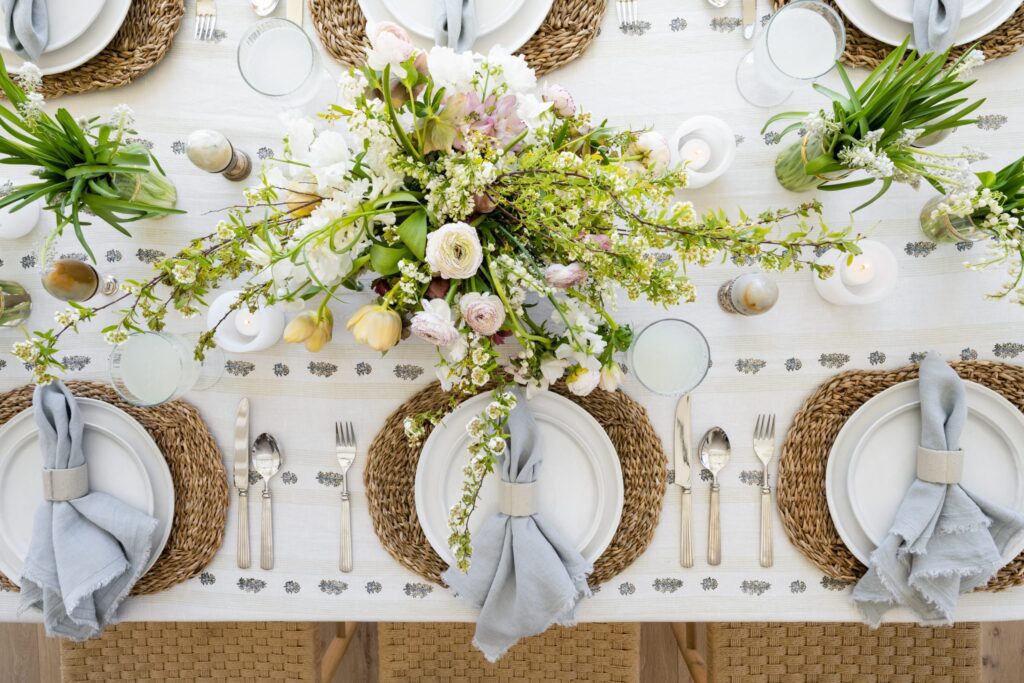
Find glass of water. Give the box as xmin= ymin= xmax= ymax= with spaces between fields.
xmin=629 ymin=319 xmax=711 ymax=396
xmin=109 ymin=332 xmax=223 ymax=407
xmin=237 ymin=18 xmax=335 ymax=112
xmin=735 ymin=0 xmax=846 ymax=108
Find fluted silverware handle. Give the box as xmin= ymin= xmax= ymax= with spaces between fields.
xmin=760 ymin=486 xmax=773 ymax=567
xmin=680 ymin=488 xmax=693 ymax=568
xmin=340 ymin=493 xmax=352 ymax=572
xmin=708 ymin=484 xmax=721 ymax=566
xmin=237 ymin=489 xmax=250 ymax=569
xmin=261 ymin=491 xmax=274 ymax=570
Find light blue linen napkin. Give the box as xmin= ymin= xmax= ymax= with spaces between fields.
xmin=442 ymin=389 xmax=592 ymax=662
xmin=1 ymin=0 xmax=47 ymax=61
xmin=434 ymin=0 xmax=476 ymax=52
xmin=852 ymin=353 xmax=1024 ymax=626
xmin=913 ymin=0 xmax=962 ymax=53
xmin=18 ymin=382 xmax=159 ymax=640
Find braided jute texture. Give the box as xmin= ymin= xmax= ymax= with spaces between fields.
xmin=309 ymin=0 xmax=606 ymax=75
xmin=774 ymin=0 xmax=1024 ymax=68
xmin=365 ymin=381 xmax=667 ymax=587
xmin=778 ymin=360 xmax=1024 ymax=590
xmin=0 ymin=381 xmax=228 ymax=595
xmin=22 ymin=0 xmax=185 ymax=99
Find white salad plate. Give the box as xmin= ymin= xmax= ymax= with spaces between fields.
xmin=0 ymin=0 xmax=107 ymax=54
xmin=0 ymin=0 xmax=131 ymax=76
xmin=358 ymin=0 xmax=553 ymax=53
xmin=835 ymin=0 xmax=1022 ymax=48
xmin=0 ymin=398 xmax=174 ymax=585
xmin=415 ymin=390 xmax=624 ymax=566
xmin=826 ymin=380 xmax=1024 ymax=566
xmin=380 ymin=0 xmax=527 ymax=40
xmin=868 ymin=0 xmax=991 ymax=25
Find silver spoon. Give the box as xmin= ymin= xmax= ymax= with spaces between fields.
xmin=250 ymin=0 xmax=280 ymax=17
xmin=699 ymin=427 xmax=731 ymax=566
xmin=252 ymin=432 xmax=282 ymax=569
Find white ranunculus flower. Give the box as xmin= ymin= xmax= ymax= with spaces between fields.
xmin=541 ymin=83 xmax=576 ymax=117
xmin=426 ymin=46 xmax=477 ymax=92
xmin=365 ymin=21 xmax=415 ymax=71
xmin=515 ymin=92 xmax=552 ymax=131
xmin=425 ymin=222 xmax=484 ymax=280
xmin=304 ymin=238 xmax=349 ymax=284
xmin=410 ymin=299 xmax=460 ymax=346
xmin=307 ymin=131 xmax=351 ymax=192
xmin=635 ymin=131 xmax=671 ymax=173
xmin=486 ymin=46 xmax=536 ymax=93
xmin=459 ymin=292 xmax=505 ymax=336
xmin=544 ymin=262 xmax=588 ymax=289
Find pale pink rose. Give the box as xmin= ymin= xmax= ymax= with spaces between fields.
xmin=542 ymin=83 xmax=576 ymax=117
xmin=410 ymin=299 xmax=459 ymax=346
xmin=544 ymin=262 xmax=588 ymax=289
xmin=459 ymin=292 xmax=506 ymax=336
xmin=366 ymin=21 xmax=415 ymax=71
xmin=635 ymin=131 xmax=671 ymax=173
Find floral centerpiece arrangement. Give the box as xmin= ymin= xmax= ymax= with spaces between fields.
xmin=765 ymin=40 xmax=986 ymax=209
xmin=0 ymin=57 xmax=181 ymax=261
xmin=922 ymin=155 xmax=1024 ymax=303
xmin=15 ymin=24 xmax=859 ymax=568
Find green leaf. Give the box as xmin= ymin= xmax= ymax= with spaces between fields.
xmin=369 ymin=243 xmax=412 ymax=276
xmin=396 ymin=209 xmax=427 ymax=259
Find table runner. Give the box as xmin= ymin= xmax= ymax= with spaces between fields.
xmin=1 ymin=0 xmax=1024 ymax=623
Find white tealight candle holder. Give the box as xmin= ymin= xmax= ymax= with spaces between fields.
xmin=670 ymin=116 xmax=737 ymax=189
xmin=0 ymin=196 xmax=40 ymax=239
xmin=206 ymin=289 xmax=286 ymax=353
xmin=813 ymin=239 xmax=898 ymax=306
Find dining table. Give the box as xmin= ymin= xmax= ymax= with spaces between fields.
xmin=2 ymin=0 xmax=1024 ymax=626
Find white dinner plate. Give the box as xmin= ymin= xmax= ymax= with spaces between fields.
xmin=835 ymin=0 xmax=1022 ymax=48
xmin=0 ymin=0 xmax=131 ymax=76
xmin=380 ymin=0 xmax=527 ymax=40
xmin=869 ymin=0 xmax=991 ymax=25
xmin=0 ymin=398 xmax=175 ymax=585
xmin=0 ymin=0 xmax=107 ymax=54
xmin=358 ymin=0 xmax=553 ymax=53
xmin=415 ymin=391 xmax=624 ymax=565
xmin=826 ymin=380 xmax=1024 ymax=565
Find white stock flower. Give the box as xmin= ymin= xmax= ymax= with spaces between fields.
xmin=410 ymin=299 xmax=460 ymax=346
xmin=425 ymin=222 xmax=484 ymax=279
xmin=426 ymin=46 xmax=477 ymax=92
xmin=557 ymin=344 xmax=602 ymax=396
xmin=459 ymin=292 xmax=505 ymax=336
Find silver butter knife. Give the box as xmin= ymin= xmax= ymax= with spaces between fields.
xmin=674 ymin=395 xmax=694 ymax=568
xmin=743 ymin=0 xmax=757 ymax=39
xmin=234 ymin=398 xmax=251 ymax=569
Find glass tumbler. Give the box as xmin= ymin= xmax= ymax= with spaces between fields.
xmin=109 ymin=332 xmax=223 ymax=407
xmin=237 ymin=18 xmax=336 ymax=113
xmin=629 ymin=319 xmax=711 ymax=396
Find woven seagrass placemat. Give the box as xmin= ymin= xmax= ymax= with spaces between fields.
xmin=365 ymin=381 xmax=667 ymax=587
xmin=774 ymin=0 xmax=1024 ymax=69
xmin=0 ymin=380 xmax=228 ymax=595
xmin=20 ymin=0 xmax=185 ymax=99
xmin=778 ymin=360 xmax=1024 ymax=590
xmin=309 ymin=0 xmax=605 ymax=75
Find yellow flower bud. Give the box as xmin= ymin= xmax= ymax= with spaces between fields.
xmin=346 ymin=304 xmax=402 ymax=353
xmin=284 ymin=189 xmax=321 ymax=217
xmin=283 ymin=311 xmax=317 ymax=344
xmin=304 ymin=310 xmax=334 ymax=352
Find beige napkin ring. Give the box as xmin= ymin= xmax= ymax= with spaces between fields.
xmin=41 ymin=465 xmax=90 ymax=501
xmin=917 ymin=447 xmax=964 ymax=484
xmin=498 ymin=481 xmax=537 ymax=517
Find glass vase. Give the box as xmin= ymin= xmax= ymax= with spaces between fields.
xmin=112 ymin=143 xmax=178 ymax=211
xmin=0 ymin=280 xmax=31 ymax=326
xmin=774 ymin=134 xmax=849 ymax=192
xmin=919 ymin=195 xmax=985 ymax=243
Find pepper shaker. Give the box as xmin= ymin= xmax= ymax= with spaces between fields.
xmin=718 ymin=273 xmax=778 ymax=316
xmin=186 ymin=129 xmax=252 ymax=181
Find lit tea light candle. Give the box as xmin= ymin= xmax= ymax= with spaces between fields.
xmin=680 ymin=139 xmax=712 ymax=171
xmin=813 ymin=240 xmax=897 ymax=306
xmin=234 ymin=309 xmax=262 ymax=337
xmin=669 ymin=116 xmax=737 ymax=189
xmin=208 ymin=290 xmax=286 ymax=352
xmin=841 ymin=254 xmax=876 ymax=287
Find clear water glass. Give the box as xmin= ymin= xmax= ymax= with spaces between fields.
xmin=237 ymin=18 xmax=335 ymax=112
xmin=736 ymin=0 xmax=846 ymax=108
xmin=109 ymin=332 xmax=223 ymax=407
xmin=629 ymin=319 xmax=711 ymax=396
xmin=0 ymin=280 xmax=31 ymax=327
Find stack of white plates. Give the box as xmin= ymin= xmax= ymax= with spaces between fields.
xmin=0 ymin=398 xmax=175 ymax=585
xmin=826 ymin=379 xmax=1024 ymax=565
xmin=836 ymin=0 xmax=1023 ymax=48
xmin=0 ymin=0 xmax=133 ymax=75
xmin=359 ymin=0 xmax=554 ymax=53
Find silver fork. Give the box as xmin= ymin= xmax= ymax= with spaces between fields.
xmin=616 ymin=0 xmax=638 ymax=31
xmin=195 ymin=0 xmax=217 ymax=41
xmin=753 ymin=414 xmax=776 ymax=567
xmin=335 ymin=421 xmax=357 ymax=572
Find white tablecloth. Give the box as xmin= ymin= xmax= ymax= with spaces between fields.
xmin=2 ymin=0 xmax=1024 ymax=623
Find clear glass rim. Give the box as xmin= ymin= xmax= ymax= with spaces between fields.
xmin=628 ymin=317 xmax=712 ymax=396
xmin=236 ymin=17 xmax=319 ymax=99
xmin=765 ymin=0 xmax=847 ymax=82
xmin=108 ymin=331 xmax=186 ymax=407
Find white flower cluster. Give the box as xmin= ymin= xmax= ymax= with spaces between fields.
xmin=838 ymin=129 xmax=895 ymax=179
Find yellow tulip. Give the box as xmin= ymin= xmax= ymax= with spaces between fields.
xmin=347 ymin=304 xmax=402 ymax=353
xmin=284 ymin=189 xmax=321 ymax=217
xmin=305 ymin=310 xmax=334 ymax=352
xmin=283 ymin=311 xmax=317 ymax=344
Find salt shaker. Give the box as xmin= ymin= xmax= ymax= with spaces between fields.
xmin=186 ymin=129 xmax=252 ymax=181
xmin=718 ymin=273 xmax=778 ymax=316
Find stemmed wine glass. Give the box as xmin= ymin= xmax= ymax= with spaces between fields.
xmin=735 ymin=0 xmax=846 ymax=108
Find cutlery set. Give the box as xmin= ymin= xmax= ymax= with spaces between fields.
xmin=235 ymin=399 xmax=358 ymax=572
xmin=675 ymin=395 xmax=776 ymax=567
xmin=706 ymin=0 xmax=760 ymax=40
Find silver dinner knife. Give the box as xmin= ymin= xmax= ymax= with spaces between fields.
xmin=743 ymin=0 xmax=757 ymax=40
xmin=234 ymin=398 xmax=252 ymax=569
xmin=674 ymin=395 xmax=694 ymax=568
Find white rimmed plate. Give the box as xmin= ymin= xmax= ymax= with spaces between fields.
xmin=380 ymin=0 xmax=527 ymax=40
xmin=358 ymin=0 xmax=553 ymax=53
xmin=826 ymin=380 xmax=1024 ymax=565
xmin=415 ymin=391 xmax=624 ymax=565
xmin=869 ymin=0 xmax=992 ymax=25
xmin=835 ymin=0 xmax=1022 ymax=48
xmin=0 ymin=0 xmax=107 ymax=54
xmin=0 ymin=398 xmax=175 ymax=585
xmin=0 ymin=0 xmax=131 ymax=76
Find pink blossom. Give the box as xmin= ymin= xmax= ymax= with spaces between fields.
xmin=542 ymin=84 xmax=576 ymax=117
xmin=459 ymin=292 xmax=506 ymax=336
xmin=583 ymin=234 xmax=612 ymax=251
xmin=365 ymin=21 xmax=414 ymax=71
xmin=544 ymin=263 xmax=588 ymax=289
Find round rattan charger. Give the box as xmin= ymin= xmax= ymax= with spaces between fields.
xmin=778 ymin=360 xmax=1024 ymax=590
xmin=0 ymin=381 xmax=228 ymax=595
xmin=309 ymin=0 xmax=605 ymax=75
xmin=774 ymin=0 xmax=1024 ymax=68
xmin=365 ymin=381 xmax=667 ymax=587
